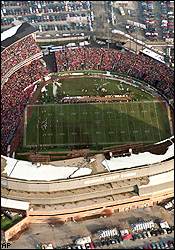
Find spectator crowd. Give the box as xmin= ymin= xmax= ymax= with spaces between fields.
xmin=1 ymin=35 xmax=41 ymax=79
xmin=55 ymin=47 xmax=174 ymax=99
xmin=1 ymin=59 xmax=48 ymax=154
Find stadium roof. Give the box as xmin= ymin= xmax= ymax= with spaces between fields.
xmin=1 ymin=22 xmax=37 ymax=52
xmin=102 ymin=141 xmax=174 ymax=171
xmin=1 ymin=155 xmax=92 ymax=181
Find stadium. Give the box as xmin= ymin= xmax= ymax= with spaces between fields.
xmin=1 ymin=22 xmax=174 ymax=239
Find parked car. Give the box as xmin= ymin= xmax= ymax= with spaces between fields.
xmin=106 ymin=240 xmax=111 ymax=246
xmin=143 ymin=243 xmax=152 ymax=249
xmin=93 ymin=241 xmax=101 ymax=248
xmin=137 ymin=233 xmax=143 ymax=240
xmin=64 ymin=245 xmax=73 ymax=249
xmin=72 ymin=245 xmax=82 ymax=249
xmin=163 ymin=241 xmax=169 ymax=249
xmin=146 ymin=230 xmax=152 ymax=238
xmin=84 ymin=243 xmax=91 ymax=249
xmin=142 ymin=231 xmax=148 ymax=239
xmin=151 ymin=242 xmax=157 ymax=249
xmin=132 ymin=234 xmax=137 ymax=241
xmin=100 ymin=240 xmax=106 ymax=246
xmin=150 ymin=230 xmax=157 ymax=236
xmin=167 ymin=240 xmax=174 ymax=248
xmin=166 ymin=228 xmax=172 ymax=234
xmin=159 ymin=241 xmax=166 ymax=249
xmin=110 ymin=239 xmax=118 ymax=244
xmin=155 ymin=242 xmax=161 ymax=249
xmin=158 ymin=228 xmax=164 ymax=235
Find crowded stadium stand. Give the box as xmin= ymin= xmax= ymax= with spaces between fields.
xmin=1 ymin=22 xmax=49 ymax=155
xmin=1 ymin=22 xmax=43 ymax=84
xmin=55 ymin=47 xmax=174 ymax=99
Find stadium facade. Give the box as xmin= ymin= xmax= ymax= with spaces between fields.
xmin=1 ymin=22 xmax=174 ymax=240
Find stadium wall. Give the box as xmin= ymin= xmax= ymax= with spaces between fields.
xmin=138 ymin=181 xmax=174 ymax=196
xmin=27 ymin=191 xmax=173 ymax=220
xmin=4 ymin=217 xmax=30 ymax=242
xmin=1 ymin=159 xmax=173 ymax=192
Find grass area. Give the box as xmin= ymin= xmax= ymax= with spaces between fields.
xmin=22 ymin=76 xmax=171 ymax=150
xmin=24 ymin=101 xmax=171 ymax=148
xmin=1 ymin=214 xmax=22 ymax=231
xmin=39 ymin=77 xmax=154 ymax=103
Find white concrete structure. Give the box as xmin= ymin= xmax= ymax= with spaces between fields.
xmin=2 ymin=197 xmax=29 ymax=210
xmin=1 ymin=23 xmax=22 ymax=41
xmin=102 ymin=142 xmax=174 ymax=171
xmin=1 ymin=156 xmax=92 ymax=181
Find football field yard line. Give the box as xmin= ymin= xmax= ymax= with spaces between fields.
xmin=112 ymin=102 xmax=118 ymax=140
xmin=145 ymin=102 xmax=156 ymax=142
xmin=135 ymin=102 xmax=144 ymax=142
xmin=123 ymin=102 xmax=131 ymax=142
xmin=100 ymin=104 xmax=105 ymax=142
xmin=96 ymin=107 xmax=99 ymax=143
xmin=89 ymin=105 xmax=93 ymax=144
xmin=142 ymin=102 xmax=149 ymax=142
xmin=84 ymin=105 xmax=88 ymax=144
xmin=78 ymin=104 xmax=82 ymax=144
xmin=130 ymin=102 xmax=137 ymax=141
xmin=68 ymin=106 xmax=71 ymax=145
xmin=118 ymin=103 xmax=123 ymax=141
xmin=153 ymin=102 xmax=162 ymax=141
xmin=107 ymin=106 xmax=112 ymax=143
xmin=93 ymin=105 xmax=97 ymax=144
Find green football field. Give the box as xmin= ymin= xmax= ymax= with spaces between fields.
xmin=39 ymin=77 xmax=154 ymax=103
xmin=24 ymin=101 xmax=171 ymax=148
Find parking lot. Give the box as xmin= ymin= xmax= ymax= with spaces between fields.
xmin=8 ymin=205 xmax=174 ymax=249
xmin=1 ymin=1 xmax=93 ymax=35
